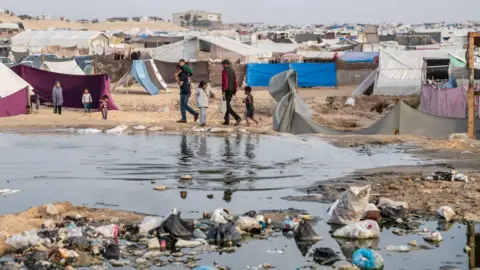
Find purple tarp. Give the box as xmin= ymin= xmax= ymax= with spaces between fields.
xmin=420 ymin=84 xmax=466 ymax=118
xmin=0 ymin=88 xmax=28 ymax=118
xmin=11 ymin=65 xmax=119 ymax=110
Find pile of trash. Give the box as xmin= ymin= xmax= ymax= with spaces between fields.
xmin=1 ymin=205 xmax=317 ymax=269
xmin=422 ymin=170 xmax=469 ymax=182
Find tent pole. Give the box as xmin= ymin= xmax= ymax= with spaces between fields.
xmin=394 ymin=96 xmax=399 ymax=135
xmin=467 ymin=32 xmax=476 ymax=139
xmin=92 ymin=54 xmax=95 ymax=75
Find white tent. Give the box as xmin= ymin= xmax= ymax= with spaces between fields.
xmin=0 ymin=63 xmax=33 ymax=98
xmin=353 ymin=49 xmax=465 ymax=96
xmin=40 ymin=60 xmax=86 ymax=75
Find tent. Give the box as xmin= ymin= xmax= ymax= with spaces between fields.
xmin=269 ymin=69 xmax=480 ymax=139
xmin=352 ymin=49 xmax=466 ymax=96
xmin=11 ymin=65 xmax=118 ymax=110
xmin=40 ymin=60 xmax=86 ymax=75
xmin=131 ymin=60 xmax=161 ymax=95
xmin=0 ymin=62 xmax=32 ymax=117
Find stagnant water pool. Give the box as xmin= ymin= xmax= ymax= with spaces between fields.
xmin=0 ymin=132 xmax=473 ymax=269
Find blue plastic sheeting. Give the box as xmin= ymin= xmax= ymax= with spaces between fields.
xmin=290 ymin=63 xmax=337 ymax=87
xmin=340 ymin=52 xmax=379 ymax=63
xmin=246 ymin=63 xmax=289 ymax=87
xmin=131 ymin=60 xmax=160 ymax=95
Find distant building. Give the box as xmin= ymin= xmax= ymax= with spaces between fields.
xmin=36 ymin=14 xmax=51 ymax=20
xmin=106 ymin=17 xmax=129 ymax=22
xmin=172 ymin=10 xmax=222 ymax=28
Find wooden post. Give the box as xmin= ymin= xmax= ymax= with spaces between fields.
xmin=41 ymin=47 xmax=45 ymax=70
xmin=468 ymin=222 xmax=475 ymax=269
xmin=467 ymin=32 xmax=476 ymax=139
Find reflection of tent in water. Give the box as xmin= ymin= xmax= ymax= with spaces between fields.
xmin=269 ymin=69 xmax=480 ymax=139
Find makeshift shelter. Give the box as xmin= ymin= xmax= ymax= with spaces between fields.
xmin=11 ymin=65 xmax=118 ymax=110
xmin=153 ymin=60 xmax=209 ymax=84
xmin=95 ymin=59 xmax=133 ymax=83
xmin=40 ymin=60 xmax=86 ymax=75
xmin=352 ymin=49 xmax=466 ymax=96
xmin=0 ymin=62 xmax=32 ymax=117
xmin=11 ymin=31 xmax=109 ymax=54
xmin=130 ymin=60 xmax=169 ymax=95
xmin=270 ymin=69 xmax=480 ymax=139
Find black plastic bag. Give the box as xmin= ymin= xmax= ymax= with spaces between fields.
xmin=156 ymin=213 xmax=193 ymax=240
xmin=381 ymin=206 xmax=406 ymax=220
xmin=313 ymin=247 xmax=340 ymax=265
xmin=294 ymin=220 xmax=320 ymax=242
xmin=103 ymin=244 xmax=120 ymax=260
xmin=207 ymin=221 xmax=242 ymax=245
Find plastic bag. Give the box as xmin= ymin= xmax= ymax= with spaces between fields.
xmin=345 ymin=97 xmax=355 ymax=107
xmin=95 ymin=224 xmax=119 ymax=238
xmin=218 ymin=96 xmax=226 ymax=114
xmin=380 ymin=206 xmax=406 ymax=220
xmin=210 ymin=208 xmax=231 ymax=225
xmin=139 ymin=216 xmax=164 ymax=235
xmin=294 ymin=219 xmax=321 ymax=242
xmin=328 ymin=185 xmax=371 ymax=225
xmin=437 ymin=206 xmax=455 ymax=222
xmin=235 ymin=216 xmax=261 ymax=232
xmin=333 ymin=220 xmax=380 ymax=239
xmin=352 ymin=248 xmax=384 ymax=270
xmin=424 ymin=231 xmax=443 ymax=242
xmin=207 ymin=221 xmax=242 ymax=245
xmin=282 ymin=216 xmax=298 ymax=231
xmin=156 ymin=211 xmax=193 ymax=240
xmin=377 ymin=198 xmax=408 ymax=210
xmin=193 ymin=229 xmax=207 ymax=239
xmin=386 ymin=245 xmax=410 ymax=252
xmin=63 ymin=222 xmax=83 ymax=238
xmin=175 ymin=238 xmax=208 ymax=248
xmin=6 ymin=230 xmax=41 ymax=249
xmin=313 ymin=247 xmax=340 ymax=265
xmin=105 ymin=124 xmax=128 ymax=134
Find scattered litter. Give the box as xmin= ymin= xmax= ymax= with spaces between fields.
xmin=156 ymin=210 xmax=194 ymax=239
xmin=437 ymin=206 xmax=455 ymax=222
xmin=153 ymin=185 xmax=170 ymax=191
xmin=210 ymin=127 xmax=233 ymax=133
xmin=210 ymin=208 xmax=232 ymax=225
xmin=175 ymin=238 xmax=208 ymax=248
xmin=345 ymin=97 xmax=355 ymax=107
xmin=333 ymin=220 xmax=380 ymax=239
xmin=95 ymin=224 xmax=119 ymax=238
xmin=132 ymin=125 xmax=147 ymax=130
xmin=105 ymin=124 xmax=128 ymax=134
xmin=193 ymin=229 xmax=207 ymax=240
xmin=235 ymin=216 xmax=262 ymax=233
xmin=352 ymin=248 xmax=384 ymax=270
xmin=191 ymin=126 xmax=211 ymax=132
xmin=207 ymin=220 xmax=241 ymax=245
xmin=147 ymin=238 xmax=160 ymax=249
xmin=147 ymin=126 xmax=165 ymax=131
xmin=180 ymin=175 xmax=193 ymax=181
xmin=465 ymin=245 xmax=472 ymax=253
xmin=6 ymin=230 xmax=41 ymax=249
xmin=385 ymin=245 xmax=410 ymax=252
xmin=0 ymin=189 xmax=20 ymax=195
xmin=376 ymin=198 xmax=408 ymax=210
xmin=282 ymin=216 xmax=298 ymax=231
xmin=313 ymin=247 xmax=340 ymax=265
xmin=423 ymin=231 xmax=443 ymax=242
xmin=139 ymin=216 xmax=164 ymax=235
xmin=450 ymin=170 xmax=469 ymax=182
xmin=294 ymin=219 xmax=321 ymax=242
xmin=461 ymin=151 xmax=473 ymax=154
xmin=408 ymin=240 xmax=417 ymax=247
xmin=76 ymin=128 xmax=102 ymax=134
xmin=238 ymin=128 xmax=249 ymax=133
xmin=266 ymin=248 xmax=284 ymax=254
xmin=328 ymin=185 xmax=371 ymax=225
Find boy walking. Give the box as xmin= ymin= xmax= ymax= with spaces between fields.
xmin=82 ymin=89 xmax=92 ymax=113
xmin=243 ymin=86 xmax=258 ymax=126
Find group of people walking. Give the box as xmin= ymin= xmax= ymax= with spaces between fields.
xmin=174 ymin=59 xmax=258 ymax=127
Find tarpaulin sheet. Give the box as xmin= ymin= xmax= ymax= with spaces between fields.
xmin=131 ymin=60 xmax=160 ymax=95
xmin=340 ymin=52 xmax=379 ymax=63
xmin=246 ymin=63 xmax=289 ymax=87
xmin=0 ymin=88 xmax=28 ymax=118
xmin=269 ymin=70 xmax=480 ymax=139
xmin=40 ymin=60 xmax=86 ymax=75
xmin=75 ymin=56 xmax=93 ymax=75
xmin=144 ymin=59 xmax=168 ymax=91
xmin=154 ymin=60 xmax=209 ymax=84
xmin=290 ymin=63 xmax=337 ymax=87
xmin=420 ymin=84 xmax=466 ymax=118
xmin=11 ymin=65 xmax=118 ymax=110
xmin=95 ymin=59 xmax=132 ymax=83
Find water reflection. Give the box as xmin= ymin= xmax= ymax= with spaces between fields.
xmin=179 ymin=134 xmax=194 ymax=165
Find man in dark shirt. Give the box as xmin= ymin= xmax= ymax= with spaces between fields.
xmin=175 ymin=59 xmax=198 ymax=123
xmin=221 ymin=59 xmax=241 ymax=126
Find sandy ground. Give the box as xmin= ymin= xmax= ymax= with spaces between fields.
xmin=0 ymin=15 xmax=186 ymax=31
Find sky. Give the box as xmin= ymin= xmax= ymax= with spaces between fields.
xmin=0 ymin=0 xmax=478 ymax=25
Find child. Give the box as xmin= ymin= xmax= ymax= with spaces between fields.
xmin=195 ymin=81 xmax=211 ymax=127
xmin=243 ymin=86 xmax=258 ymax=126
xmin=82 ymin=88 xmax=92 ymax=113
xmin=100 ymin=95 xmax=109 ymax=120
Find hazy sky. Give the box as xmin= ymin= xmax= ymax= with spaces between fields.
xmin=0 ymin=0 xmax=478 ymax=25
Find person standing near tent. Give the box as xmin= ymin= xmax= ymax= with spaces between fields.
xmin=221 ymin=59 xmax=241 ymax=126
xmin=175 ymin=59 xmax=199 ymax=123
xmin=195 ymin=81 xmax=211 ymax=127
xmin=82 ymin=88 xmax=93 ymax=113
xmin=52 ymin=81 xmax=63 ymax=115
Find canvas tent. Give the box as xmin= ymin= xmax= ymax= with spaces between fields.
xmin=110 ymin=60 xmax=169 ymax=95
xmin=352 ymin=49 xmax=466 ymax=96
xmin=40 ymin=60 xmax=86 ymax=75
xmin=0 ymin=62 xmax=32 ymax=117
xmin=270 ymin=69 xmax=480 ymax=139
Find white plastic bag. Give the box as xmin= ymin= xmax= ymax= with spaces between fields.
xmin=333 ymin=220 xmax=380 ymax=239
xmin=345 ymin=97 xmax=355 ymax=107
xmin=328 ymin=185 xmax=371 ymax=225
xmin=234 ymin=216 xmax=261 ymax=232
xmin=175 ymin=238 xmax=208 ymax=248
xmin=6 ymin=230 xmax=41 ymax=249
xmin=424 ymin=231 xmax=443 ymax=242
xmin=437 ymin=206 xmax=455 ymax=222
xmin=106 ymin=124 xmax=128 ymax=134
xmin=95 ymin=224 xmax=119 ymax=238
xmin=139 ymin=216 xmax=164 ymax=235
xmin=210 ymin=208 xmax=231 ymax=225
xmin=218 ymin=96 xmax=226 ymax=114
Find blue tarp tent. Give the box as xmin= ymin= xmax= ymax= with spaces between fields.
xmin=290 ymin=63 xmax=337 ymax=87
xmin=131 ymin=60 xmax=160 ymax=95
xmin=247 ymin=63 xmax=289 ymax=87
xmin=340 ymin=52 xmax=379 ymax=63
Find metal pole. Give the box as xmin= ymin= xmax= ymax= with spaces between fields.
xmin=467 ymin=32 xmax=476 ymax=139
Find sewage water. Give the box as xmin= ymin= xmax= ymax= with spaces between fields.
xmin=0 ymin=132 xmax=471 ymax=269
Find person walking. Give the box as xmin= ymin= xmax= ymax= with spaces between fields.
xmin=195 ymin=81 xmax=211 ymax=127
xmin=175 ymin=59 xmax=198 ymax=123
xmin=221 ymin=59 xmax=241 ymax=126
xmin=52 ymin=81 xmax=63 ymax=115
